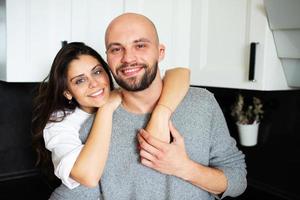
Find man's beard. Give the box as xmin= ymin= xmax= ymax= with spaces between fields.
xmin=112 ymin=62 xmax=158 ymax=92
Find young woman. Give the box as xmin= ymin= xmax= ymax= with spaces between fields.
xmin=32 ymin=42 xmax=189 ymax=194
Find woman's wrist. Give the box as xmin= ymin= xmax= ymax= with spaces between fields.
xmin=153 ymin=103 xmax=172 ymax=119
xmin=157 ymin=103 xmax=173 ymax=114
xmin=149 ymin=104 xmax=172 ymax=129
xmin=97 ymin=104 xmax=115 ymax=114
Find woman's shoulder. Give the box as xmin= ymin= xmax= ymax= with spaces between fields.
xmin=46 ymin=108 xmax=91 ymax=129
xmin=48 ymin=109 xmax=72 ymax=122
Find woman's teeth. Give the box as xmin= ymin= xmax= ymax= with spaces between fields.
xmin=90 ymin=89 xmax=103 ymax=97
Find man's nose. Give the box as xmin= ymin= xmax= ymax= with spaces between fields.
xmin=121 ymin=48 xmax=136 ymax=64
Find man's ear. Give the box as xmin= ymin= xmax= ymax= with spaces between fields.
xmin=158 ymin=44 xmax=165 ymax=62
xmin=63 ymin=90 xmax=73 ymax=101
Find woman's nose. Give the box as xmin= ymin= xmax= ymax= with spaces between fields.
xmin=88 ymin=77 xmax=99 ymax=88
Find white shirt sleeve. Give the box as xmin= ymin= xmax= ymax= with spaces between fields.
xmin=43 ymin=122 xmax=83 ymax=189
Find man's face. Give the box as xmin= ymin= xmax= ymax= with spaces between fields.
xmin=105 ymin=17 xmax=165 ymax=91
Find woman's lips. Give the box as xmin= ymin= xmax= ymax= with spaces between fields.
xmin=89 ymin=89 xmax=104 ymax=97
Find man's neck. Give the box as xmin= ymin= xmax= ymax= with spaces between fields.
xmin=121 ymin=70 xmax=163 ymax=114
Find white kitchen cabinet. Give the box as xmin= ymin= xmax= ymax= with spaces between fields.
xmin=189 ymin=0 xmax=290 ymax=90
xmin=0 ymin=0 xmax=123 ymax=82
xmin=1 ymin=0 xmax=291 ymax=90
xmin=70 ymin=0 xmax=123 ymax=57
xmin=1 ymin=0 xmax=72 ymax=82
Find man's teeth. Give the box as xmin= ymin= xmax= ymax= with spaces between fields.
xmin=90 ymin=89 xmax=103 ymax=97
xmin=123 ymin=68 xmax=140 ymax=73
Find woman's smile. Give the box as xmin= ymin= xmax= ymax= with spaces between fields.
xmin=88 ymin=89 xmax=104 ymax=97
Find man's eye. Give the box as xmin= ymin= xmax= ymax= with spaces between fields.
xmin=136 ymin=44 xmax=146 ymax=49
xmin=109 ymin=47 xmax=122 ymax=54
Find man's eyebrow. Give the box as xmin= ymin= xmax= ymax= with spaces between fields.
xmin=133 ymin=38 xmax=151 ymax=43
xmin=107 ymin=38 xmax=151 ymax=50
xmin=106 ymin=43 xmax=121 ymax=51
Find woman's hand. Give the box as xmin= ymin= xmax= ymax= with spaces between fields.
xmin=101 ymin=89 xmax=122 ymax=111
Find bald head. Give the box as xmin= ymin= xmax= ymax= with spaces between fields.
xmin=105 ymin=13 xmax=160 ymax=49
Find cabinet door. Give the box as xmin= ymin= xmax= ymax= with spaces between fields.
xmin=4 ymin=0 xmax=72 ymax=82
xmin=71 ymin=0 xmax=123 ymax=58
xmin=123 ymin=0 xmax=191 ymax=73
xmin=189 ymin=0 xmax=289 ymax=90
xmin=190 ymin=0 xmax=254 ymax=89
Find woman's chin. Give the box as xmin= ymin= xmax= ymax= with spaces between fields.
xmin=94 ymin=102 xmax=106 ymax=108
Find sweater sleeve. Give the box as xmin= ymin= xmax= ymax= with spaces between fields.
xmin=208 ymin=94 xmax=247 ymax=199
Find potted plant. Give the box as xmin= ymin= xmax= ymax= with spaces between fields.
xmin=231 ymin=94 xmax=264 ymax=146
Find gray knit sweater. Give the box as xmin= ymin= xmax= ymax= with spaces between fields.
xmin=50 ymin=87 xmax=247 ymax=200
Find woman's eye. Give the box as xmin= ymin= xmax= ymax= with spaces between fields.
xmin=94 ymin=69 xmax=103 ymax=75
xmin=75 ymin=78 xmax=85 ymax=85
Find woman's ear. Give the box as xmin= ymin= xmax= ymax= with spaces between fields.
xmin=158 ymin=44 xmax=165 ymax=62
xmin=63 ymin=90 xmax=73 ymax=101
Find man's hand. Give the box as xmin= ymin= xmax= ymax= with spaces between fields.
xmin=137 ymin=121 xmax=191 ymax=178
xmin=138 ymin=122 xmax=228 ymax=195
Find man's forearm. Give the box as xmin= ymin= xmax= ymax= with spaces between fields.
xmin=179 ymin=159 xmax=228 ymax=195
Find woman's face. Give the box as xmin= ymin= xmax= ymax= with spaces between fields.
xmin=64 ymin=54 xmax=111 ymax=113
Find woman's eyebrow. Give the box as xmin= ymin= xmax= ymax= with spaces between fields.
xmin=69 ymin=64 xmax=102 ymax=82
xmin=92 ymin=64 xmax=102 ymax=71
xmin=70 ymin=74 xmax=84 ymax=82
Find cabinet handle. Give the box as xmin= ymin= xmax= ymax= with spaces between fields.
xmin=61 ymin=40 xmax=68 ymax=47
xmin=249 ymin=42 xmax=258 ymax=82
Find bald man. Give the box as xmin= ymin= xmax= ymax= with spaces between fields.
xmin=50 ymin=13 xmax=247 ymax=200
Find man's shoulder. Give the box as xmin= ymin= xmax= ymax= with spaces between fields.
xmin=184 ymin=87 xmax=215 ymax=104
xmin=187 ymin=87 xmax=213 ymax=97
xmin=175 ymin=87 xmax=217 ymax=115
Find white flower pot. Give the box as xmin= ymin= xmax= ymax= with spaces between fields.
xmin=236 ymin=122 xmax=259 ymax=146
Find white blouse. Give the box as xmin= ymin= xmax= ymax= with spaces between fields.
xmin=43 ymin=107 xmax=92 ymax=189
